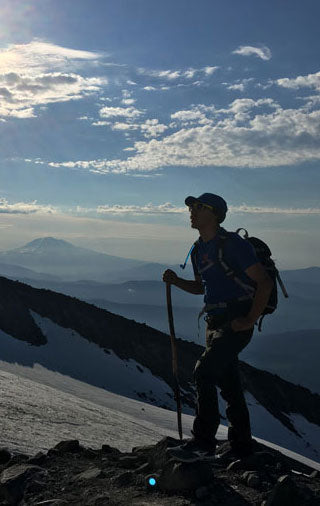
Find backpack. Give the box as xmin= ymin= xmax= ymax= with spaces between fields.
xmin=181 ymin=228 xmax=288 ymax=331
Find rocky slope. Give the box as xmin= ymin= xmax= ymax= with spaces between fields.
xmin=0 ymin=437 xmax=319 ymax=506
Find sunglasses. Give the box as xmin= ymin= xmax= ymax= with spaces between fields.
xmin=189 ymin=202 xmax=215 ymax=212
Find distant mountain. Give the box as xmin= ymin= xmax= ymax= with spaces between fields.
xmin=0 ymin=237 xmax=148 ymax=282
xmin=0 ymin=275 xmax=320 ymax=461
xmin=281 ymin=266 xmax=320 ymax=285
xmin=242 ymin=329 xmax=320 ymax=394
xmin=0 ymin=261 xmax=61 ymax=281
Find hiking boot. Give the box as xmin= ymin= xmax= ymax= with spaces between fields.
xmin=166 ymin=437 xmax=216 ymax=462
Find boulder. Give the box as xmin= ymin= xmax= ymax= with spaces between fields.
xmin=53 ymin=440 xmax=82 ymax=454
xmin=0 ymin=449 xmax=11 ymax=465
xmin=158 ymin=459 xmax=214 ymax=491
xmin=73 ymin=467 xmax=104 ymax=481
xmin=265 ymin=474 xmax=302 ymax=506
xmin=0 ymin=464 xmax=46 ymax=504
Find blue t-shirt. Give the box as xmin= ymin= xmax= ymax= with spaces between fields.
xmin=191 ymin=227 xmax=258 ymax=311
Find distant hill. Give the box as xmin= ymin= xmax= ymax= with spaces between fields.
xmin=281 ymin=267 xmax=320 ymax=285
xmin=241 ymin=329 xmax=320 ymax=394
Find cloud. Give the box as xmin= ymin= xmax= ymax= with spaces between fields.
xmin=0 ymin=198 xmax=56 ymax=214
xmin=0 ymin=41 xmax=106 ymax=119
xmin=99 ymin=106 xmax=144 ymax=119
xmin=121 ymin=98 xmax=136 ymax=105
xmin=95 ymin=202 xmax=320 ymax=217
xmin=97 ymin=203 xmax=186 ymax=215
xmin=140 ymin=119 xmax=168 ymax=138
xmin=232 ymin=45 xmax=272 ymax=61
xmin=229 ymin=205 xmax=320 ymax=215
xmin=45 ymin=97 xmax=320 ymax=173
xmin=0 ymin=40 xmax=102 ymax=75
xmin=111 ymin=122 xmax=139 ymax=131
xmin=203 ymin=66 xmax=219 ymax=75
xmin=139 ymin=65 xmax=219 ymax=83
xmin=276 ymin=71 xmax=320 ymax=91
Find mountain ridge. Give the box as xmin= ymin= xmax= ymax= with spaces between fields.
xmin=0 ymin=274 xmax=319 ymax=463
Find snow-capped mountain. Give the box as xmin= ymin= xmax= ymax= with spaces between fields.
xmin=0 ymin=237 xmax=148 ymax=282
xmin=0 ymin=275 xmax=319 ymax=463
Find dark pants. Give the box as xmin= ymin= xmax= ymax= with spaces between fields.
xmin=192 ymin=302 xmax=254 ymax=453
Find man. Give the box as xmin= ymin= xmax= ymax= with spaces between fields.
xmin=163 ymin=193 xmax=273 ymax=461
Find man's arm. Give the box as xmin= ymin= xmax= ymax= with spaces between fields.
xmin=162 ymin=269 xmax=204 ymax=295
xmin=231 ymin=262 xmax=273 ymax=331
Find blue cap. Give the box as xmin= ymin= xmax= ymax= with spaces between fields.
xmin=185 ymin=193 xmax=228 ymax=222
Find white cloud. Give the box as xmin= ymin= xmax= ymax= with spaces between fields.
xmin=99 ymin=106 xmax=144 ymax=119
xmin=121 ymin=98 xmax=136 ymax=105
xmin=97 ymin=202 xmax=185 ymax=215
xmin=232 ymin=45 xmax=272 ymax=61
xmin=183 ymin=68 xmax=197 ymax=79
xmin=230 ymin=205 xmax=320 ymax=215
xmin=143 ymin=86 xmax=157 ymax=91
xmin=227 ymin=84 xmax=245 ymax=92
xmin=0 ymin=41 xmax=106 ymax=119
xmin=46 ymin=98 xmax=320 ymax=173
xmin=111 ymin=122 xmax=139 ymax=131
xmin=277 ymin=71 xmax=320 ymax=91
xmin=140 ymin=119 xmax=168 ymax=138
xmin=0 ymin=198 xmax=56 ymax=214
xmin=203 ymin=66 xmax=219 ymax=75
xmin=96 ymin=202 xmax=320 ymax=217
xmin=171 ymin=108 xmax=210 ymax=125
xmin=0 ymin=40 xmax=102 ymax=75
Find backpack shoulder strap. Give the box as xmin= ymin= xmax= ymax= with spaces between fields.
xmin=217 ymin=231 xmax=256 ymax=298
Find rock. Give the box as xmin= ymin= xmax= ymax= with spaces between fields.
xmin=134 ymin=461 xmax=152 ymax=474
xmin=74 ymin=467 xmax=104 ymax=481
xmin=53 ymin=440 xmax=82 ymax=454
xmin=0 ymin=464 xmax=46 ymax=504
xmin=118 ymin=455 xmax=142 ymax=468
xmin=83 ymin=448 xmax=99 ymax=460
xmin=33 ymin=501 xmax=67 ymax=505
xmin=227 ymin=459 xmax=243 ymax=472
xmin=241 ymin=470 xmax=261 ymax=487
xmin=227 ymin=451 xmax=277 ymax=472
xmin=195 ymin=485 xmax=211 ymax=499
xmin=111 ymin=470 xmax=135 ymax=487
xmin=0 ymin=449 xmax=11 ymax=465
xmin=101 ymin=443 xmax=120 ymax=455
xmin=158 ymin=459 xmax=214 ymax=491
xmin=265 ymin=474 xmax=302 ymax=506
xmin=28 ymin=451 xmax=47 ymax=466
xmin=247 ymin=473 xmax=260 ymax=488
xmin=134 ymin=436 xmax=179 ymax=469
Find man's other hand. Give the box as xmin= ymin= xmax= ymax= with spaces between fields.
xmin=162 ymin=269 xmax=178 ymax=284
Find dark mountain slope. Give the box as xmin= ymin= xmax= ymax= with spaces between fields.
xmin=0 ymin=275 xmax=320 ymax=440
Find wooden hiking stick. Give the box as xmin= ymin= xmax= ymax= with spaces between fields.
xmin=166 ymin=282 xmax=183 ymax=440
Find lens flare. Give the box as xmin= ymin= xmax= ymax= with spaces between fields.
xmin=148 ymin=477 xmax=156 ymax=486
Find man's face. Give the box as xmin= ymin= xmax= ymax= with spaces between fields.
xmin=189 ymin=202 xmax=218 ymax=229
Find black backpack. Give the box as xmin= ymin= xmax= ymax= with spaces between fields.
xmin=221 ymin=229 xmax=289 ymax=330
xmin=183 ymin=228 xmax=289 ymax=331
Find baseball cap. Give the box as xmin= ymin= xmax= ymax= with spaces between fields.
xmin=185 ymin=193 xmax=228 ymax=222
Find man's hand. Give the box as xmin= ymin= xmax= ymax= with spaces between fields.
xmin=230 ymin=316 xmax=256 ymax=332
xmin=163 ymin=269 xmax=178 ymax=285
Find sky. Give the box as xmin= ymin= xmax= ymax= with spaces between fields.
xmin=0 ymin=0 xmax=319 ymax=269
